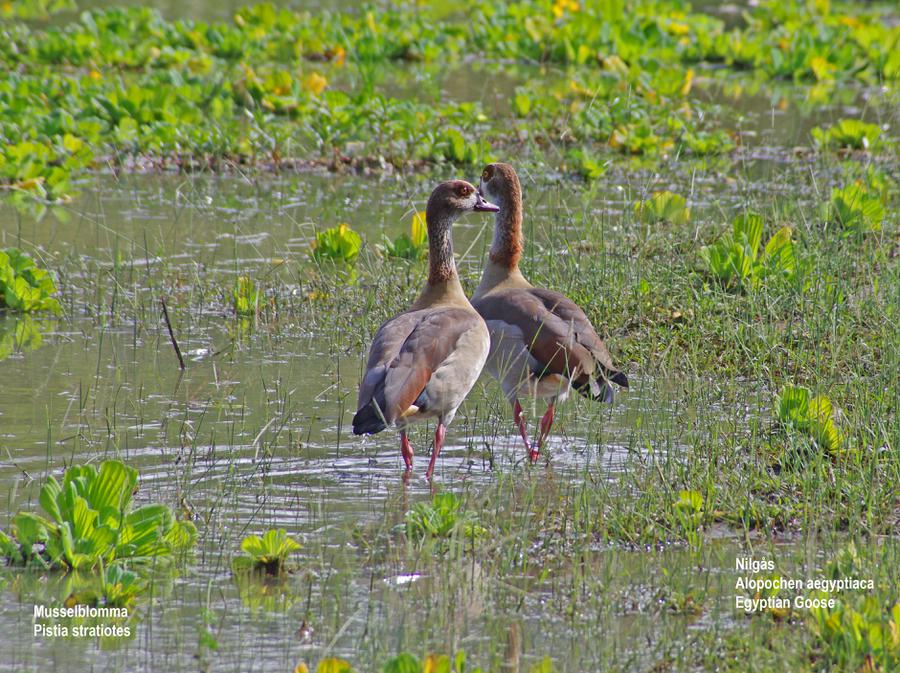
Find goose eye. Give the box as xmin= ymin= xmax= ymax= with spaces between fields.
xmin=482 ymin=169 xmax=491 ymax=180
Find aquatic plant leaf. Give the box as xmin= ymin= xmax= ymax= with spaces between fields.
xmin=382 ymin=212 xmax=428 ymax=261
xmin=12 ymin=512 xmax=51 ymax=555
xmin=514 ymin=92 xmax=531 ymax=116
xmin=382 ymin=653 xmax=420 ymax=673
xmin=0 ymin=0 xmax=76 ymax=19
xmin=39 ymin=475 xmax=63 ymax=524
xmin=240 ymin=535 xmax=263 ymax=558
xmin=444 ymin=129 xmax=467 ymax=163
xmin=570 ymin=149 xmax=607 ymax=180
xmin=777 ymin=385 xmax=810 ymax=426
xmin=0 ymin=249 xmax=60 ymax=314
xmin=7 ymin=460 xmax=196 ymax=570
xmin=88 ymin=460 xmax=137 ymax=515
xmin=102 ymin=563 xmax=145 ymax=607
xmin=405 ymin=493 xmax=485 ymax=543
xmin=812 ymin=119 xmax=881 ymax=150
xmin=732 ymin=213 xmax=763 ymax=260
xmin=312 ymin=224 xmax=362 ymax=265
xmin=808 ymin=396 xmax=842 ymax=450
xmin=675 ymin=490 xmax=703 ymax=513
xmin=164 ymin=519 xmax=198 ymax=550
xmin=317 ymin=658 xmax=354 ymax=673
xmin=0 ymin=529 xmax=23 ymax=565
xmin=815 ymin=418 xmax=843 ymax=452
xmin=530 ymin=657 xmax=554 ymax=673
xmin=423 ymin=654 xmax=451 ymax=673
xmin=777 ymin=386 xmax=843 ymax=451
xmin=830 ymin=184 xmax=884 ymax=233
xmin=635 ymin=191 xmax=689 ymax=225
xmin=808 ymin=396 xmax=833 ymax=425
xmin=233 ymin=276 xmax=260 ymax=316
xmin=70 ymin=496 xmax=99 ymax=542
xmin=761 ymin=226 xmax=796 ymax=275
xmin=699 ymin=243 xmax=730 ymax=283
xmin=411 ymin=211 xmax=427 ymax=249
xmin=239 ymin=528 xmax=301 ymax=566
xmin=117 ymin=504 xmax=173 ymax=558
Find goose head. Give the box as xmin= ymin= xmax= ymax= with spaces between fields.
xmin=477 ymin=163 xmax=521 ymax=212
xmin=477 ymin=163 xmax=524 ymax=269
xmin=427 ymin=180 xmax=499 ymax=226
xmin=423 ymin=180 xmax=499 ymax=286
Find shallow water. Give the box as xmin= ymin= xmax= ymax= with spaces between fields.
xmin=0 ymin=165 xmax=752 ymax=671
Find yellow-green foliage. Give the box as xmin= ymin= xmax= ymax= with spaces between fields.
xmin=700 ymin=213 xmax=797 ymax=289
xmin=381 ymin=211 xmax=428 ymax=261
xmin=232 ymin=276 xmax=260 ymax=316
xmin=809 ymin=544 xmax=900 ymax=671
xmin=311 ymin=224 xmax=362 ymax=264
xmin=812 ymin=119 xmax=882 ymax=150
xmin=776 ymin=385 xmax=843 ymax=451
xmin=237 ymin=528 xmax=301 ymax=572
xmin=829 ymin=183 xmax=885 ymax=234
xmin=0 ymin=248 xmax=61 ymax=314
xmin=635 ymin=191 xmax=690 ymax=225
xmin=0 ymin=1 xmax=894 ymax=202
xmin=0 ymin=460 xmax=197 ymax=571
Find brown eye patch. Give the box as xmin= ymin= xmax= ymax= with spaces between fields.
xmin=456 ymin=184 xmax=472 ymax=197
xmin=482 ymin=167 xmax=493 ymax=181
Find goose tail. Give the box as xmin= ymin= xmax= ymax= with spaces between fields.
xmin=575 ymin=370 xmax=628 ymax=404
xmin=352 ymin=402 xmax=388 ymax=435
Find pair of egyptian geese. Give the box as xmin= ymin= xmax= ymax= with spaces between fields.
xmin=352 ymin=163 xmax=628 ymax=479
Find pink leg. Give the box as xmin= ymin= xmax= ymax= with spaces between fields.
xmin=400 ymin=430 xmax=413 ymax=472
xmin=426 ymin=423 xmax=446 ymax=480
xmin=537 ymin=403 xmax=555 ymax=453
xmin=514 ymin=399 xmax=538 ymax=463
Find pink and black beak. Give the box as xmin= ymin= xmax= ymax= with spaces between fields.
xmin=473 ymin=190 xmax=500 ymax=212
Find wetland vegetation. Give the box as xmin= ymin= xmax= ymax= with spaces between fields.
xmin=0 ymin=0 xmax=897 ymax=671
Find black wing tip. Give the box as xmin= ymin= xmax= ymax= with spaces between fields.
xmin=611 ymin=371 xmax=629 ymax=389
xmin=575 ymin=371 xmax=629 ymax=402
xmin=352 ymin=405 xmax=387 ymax=435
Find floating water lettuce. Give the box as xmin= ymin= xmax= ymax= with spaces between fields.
xmin=808 ymin=544 xmax=899 ymax=671
xmin=829 ymin=184 xmax=884 ymax=234
xmin=405 ymin=493 xmax=485 ymax=542
xmin=381 ymin=211 xmax=428 ymax=260
xmin=311 ymin=224 xmax=362 ymax=264
xmin=0 ymin=0 xmax=75 ymax=19
xmin=569 ymin=149 xmax=608 ymax=180
xmin=381 ymin=651 xmax=487 ymax=673
xmin=0 ymin=2 xmax=894 ymax=202
xmin=611 ymin=122 xmax=672 ymax=156
xmin=812 ymin=119 xmax=882 ymax=151
xmin=0 ymin=460 xmax=197 ymax=571
xmin=673 ymin=490 xmax=704 ymax=548
xmin=233 ymin=528 xmax=301 ymax=575
xmin=700 ymin=213 xmax=797 ymax=289
xmin=776 ymin=385 xmax=843 ymax=452
xmin=296 ymin=658 xmax=355 ymax=673
xmin=0 ymin=248 xmax=61 ymax=314
xmin=232 ymin=275 xmax=260 ymax=316
xmin=635 ymin=191 xmax=690 ymax=225
xmin=0 ymin=315 xmax=47 ymax=360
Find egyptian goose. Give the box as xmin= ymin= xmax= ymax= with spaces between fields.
xmin=352 ymin=180 xmax=498 ymax=479
xmin=472 ymin=163 xmax=628 ymax=461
